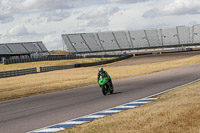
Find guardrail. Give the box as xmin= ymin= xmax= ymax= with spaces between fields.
xmin=40 ymin=55 xmax=133 ymax=72
xmin=0 ymin=68 xmax=37 ymax=78
xmin=40 ymin=65 xmax=75 ymax=72
xmin=2 ymin=54 xmax=123 ymax=65
xmin=75 ymin=55 xmax=133 ymax=67
xmin=0 ymin=55 xmax=132 ymax=78
xmin=2 ymin=55 xmax=82 ymax=65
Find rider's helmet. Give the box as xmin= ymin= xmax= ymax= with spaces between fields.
xmin=99 ymin=67 xmax=104 ymax=72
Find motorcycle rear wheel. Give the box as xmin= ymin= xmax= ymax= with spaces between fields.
xmin=110 ymin=88 xmax=114 ymax=94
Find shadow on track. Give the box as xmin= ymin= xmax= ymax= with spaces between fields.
xmin=110 ymin=91 xmax=122 ymax=95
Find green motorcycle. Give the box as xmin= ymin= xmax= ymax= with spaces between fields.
xmin=98 ymin=76 xmax=114 ymax=95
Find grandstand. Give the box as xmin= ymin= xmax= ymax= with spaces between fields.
xmin=0 ymin=41 xmax=50 ymax=61
xmin=62 ymin=25 xmax=200 ymax=54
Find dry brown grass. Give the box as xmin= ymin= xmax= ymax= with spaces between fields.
xmin=50 ymin=50 xmax=70 ymax=55
xmin=60 ymin=80 xmax=200 ymax=133
xmin=0 ymin=55 xmax=200 ymax=101
xmin=0 ymin=58 xmax=111 ymax=72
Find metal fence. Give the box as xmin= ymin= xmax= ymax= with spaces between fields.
xmin=62 ymin=25 xmax=200 ymax=53
xmin=40 ymin=55 xmax=132 ymax=72
xmin=0 ymin=55 xmax=132 ymax=78
xmin=2 ymin=55 xmax=82 ymax=65
xmin=1 ymin=54 xmax=124 ymax=65
xmin=40 ymin=65 xmax=75 ymax=72
xmin=75 ymin=54 xmax=132 ymax=67
xmin=0 ymin=68 xmax=37 ymax=78
xmin=85 ymin=54 xmax=122 ymax=58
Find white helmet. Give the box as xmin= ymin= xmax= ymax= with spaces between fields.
xmin=99 ymin=67 xmax=103 ymax=72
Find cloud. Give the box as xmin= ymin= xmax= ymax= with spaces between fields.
xmin=162 ymin=0 xmax=200 ymax=15
xmin=86 ymin=18 xmax=110 ymax=27
xmin=0 ymin=13 xmax=14 ymax=23
xmin=78 ymin=6 xmax=120 ymax=27
xmin=39 ymin=10 xmax=70 ymax=22
xmin=42 ymin=34 xmax=62 ymax=50
xmin=0 ymin=0 xmax=19 ymax=23
xmin=21 ymin=0 xmax=73 ymax=11
xmin=21 ymin=0 xmax=100 ymax=12
xmin=107 ymin=0 xmax=151 ymax=3
xmin=6 ymin=25 xmax=37 ymax=37
xmin=0 ymin=0 xmax=99 ymax=24
xmin=78 ymin=6 xmax=119 ymax=19
xmin=143 ymin=8 xmax=161 ymax=18
xmin=189 ymin=20 xmax=199 ymax=25
xmin=0 ymin=0 xmax=105 ymax=24
xmin=143 ymin=0 xmax=200 ymax=18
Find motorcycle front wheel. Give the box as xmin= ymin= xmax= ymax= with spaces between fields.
xmin=102 ymin=86 xmax=107 ymax=95
xmin=110 ymin=88 xmax=114 ymax=94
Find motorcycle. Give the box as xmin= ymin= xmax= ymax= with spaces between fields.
xmin=98 ymin=76 xmax=114 ymax=95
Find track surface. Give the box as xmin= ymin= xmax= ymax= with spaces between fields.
xmin=0 ymin=62 xmax=200 ymax=133
xmin=110 ymin=50 xmax=200 ymax=66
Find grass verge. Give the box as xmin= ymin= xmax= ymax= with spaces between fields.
xmin=0 ymin=55 xmax=200 ymax=101
xmin=59 ymin=80 xmax=200 ymax=133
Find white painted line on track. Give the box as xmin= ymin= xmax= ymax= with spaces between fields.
xmin=128 ymin=101 xmax=149 ymax=104
xmin=101 ymin=110 xmax=122 ymax=113
xmin=32 ymin=128 xmax=64 ymax=132
xmin=115 ymin=105 xmax=137 ymax=108
xmin=82 ymin=115 xmax=105 ymax=118
xmin=60 ymin=121 xmax=87 ymax=125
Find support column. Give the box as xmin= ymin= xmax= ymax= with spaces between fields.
xmin=144 ymin=30 xmax=151 ymax=47
xmin=96 ymin=33 xmax=105 ymax=51
xmin=176 ymin=26 xmax=181 ymax=44
xmin=128 ymin=31 xmax=134 ymax=48
xmin=112 ymin=32 xmax=122 ymax=50
xmin=160 ymin=29 xmax=164 ymax=46
xmin=192 ymin=25 xmax=195 ymax=44
xmin=66 ymin=35 xmax=78 ymax=53
xmin=80 ymin=34 xmax=92 ymax=52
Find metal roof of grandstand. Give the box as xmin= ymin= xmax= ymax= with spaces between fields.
xmin=62 ymin=25 xmax=200 ymax=53
xmin=0 ymin=41 xmax=49 ymax=55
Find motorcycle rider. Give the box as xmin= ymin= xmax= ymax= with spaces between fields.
xmin=97 ymin=67 xmax=113 ymax=89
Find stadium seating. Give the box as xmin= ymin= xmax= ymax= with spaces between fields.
xmin=113 ymin=31 xmax=132 ymax=49
xmin=63 ymin=25 xmax=200 ymax=53
xmin=129 ymin=30 xmax=149 ymax=48
xmin=97 ymin=32 xmax=120 ymax=50
xmin=0 ymin=42 xmax=50 ymax=61
xmin=193 ymin=25 xmax=200 ymax=43
xmin=161 ymin=27 xmax=179 ymax=46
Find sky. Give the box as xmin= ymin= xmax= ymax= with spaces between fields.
xmin=0 ymin=0 xmax=200 ymax=50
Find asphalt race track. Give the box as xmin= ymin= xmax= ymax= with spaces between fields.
xmin=0 ymin=62 xmax=200 ymax=133
xmin=110 ymin=50 xmax=200 ymax=66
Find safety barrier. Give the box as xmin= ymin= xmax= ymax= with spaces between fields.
xmin=40 ymin=65 xmax=75 ymax=72
xmin=40 ymin=55 xmax=132 ymax=72
xmin=2 ymin=55 xmax=83 ymax=65
xmin=0 ymin=55 xmax=132 ymax=78
xmin=1 ymin=54 xmax=123 ymax=65
xmin=0 ymin=68 xmax=37 ymax=78
xmin=75 ymin=55 xmax=133 ymax=67
xmin=85 ymin=54 xmax=122 ymax=58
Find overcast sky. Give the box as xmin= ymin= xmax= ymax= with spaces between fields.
xmin=0 ymin=0 xmax=200 ymax=50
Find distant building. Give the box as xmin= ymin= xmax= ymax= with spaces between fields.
xmin=0 ymin=41 xmax=50 ymax=61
